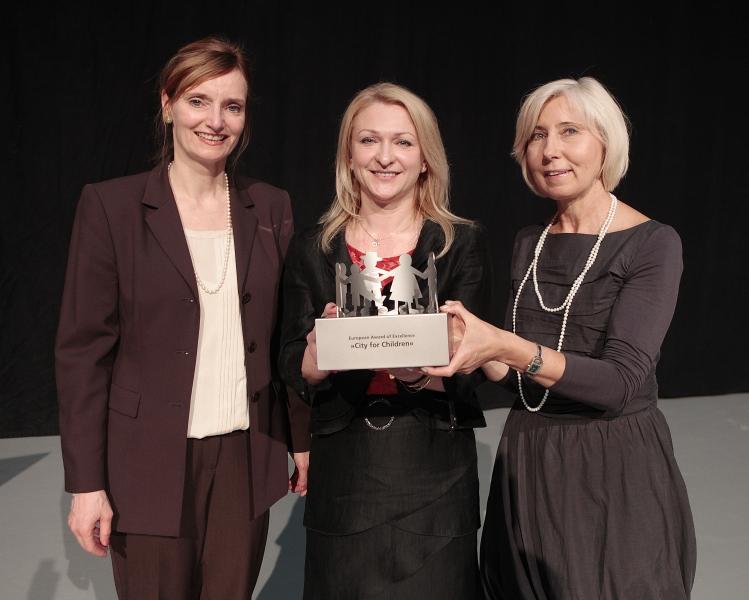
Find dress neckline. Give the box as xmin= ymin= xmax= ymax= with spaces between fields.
xmin=546 ymin=219 xmax=652 ymax=237
xmin=345 ymin=242 xmax=414 ymax=261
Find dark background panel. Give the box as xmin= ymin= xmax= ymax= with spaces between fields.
xmin=2 ymin=3 xmax=746 ymax=437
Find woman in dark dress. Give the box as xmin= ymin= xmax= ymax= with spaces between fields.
xmin=425 ymin=77 xmax=696 ymax=599
xmin=279 ymin=82 xmax=491 ymax=599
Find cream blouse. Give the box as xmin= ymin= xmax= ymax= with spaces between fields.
xmin=184 ymin=229 xmax=248 ymax=439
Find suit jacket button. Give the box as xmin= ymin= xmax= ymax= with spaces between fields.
xmin=248 ymin=341 xmax=257 ymax=353
xmin=251 ymin=391 xmax=260 ymax=403
xmin=242 ymin=292 xmax=252 ymax=304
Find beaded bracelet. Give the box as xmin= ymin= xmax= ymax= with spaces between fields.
xmin=400 ymin=374 xmax=432 ymax=393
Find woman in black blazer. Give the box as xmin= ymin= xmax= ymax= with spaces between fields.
xmin=279 ymin=82 xmax=492 ymax=599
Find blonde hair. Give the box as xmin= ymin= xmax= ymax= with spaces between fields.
xmin=319 ymin=82 xmax=470 ymax=256
xmin=156 ymin=36 xmax=252 ymax=175
xmin=512 ymin=77 xmax=630 ymax=195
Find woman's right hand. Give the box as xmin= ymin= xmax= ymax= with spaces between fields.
xmin=423 ymin=300 xmax=509 ymax=379
xmin=301 ymin=302 xmax=339 ymax=385
xmin=68 ymin=490 xmax=113 ymax=557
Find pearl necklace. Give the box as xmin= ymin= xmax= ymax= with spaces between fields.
xmin=168 ymin=162 xmax=233 ymax=294
xmin=512 ymin=193 xmax=618 ymax=412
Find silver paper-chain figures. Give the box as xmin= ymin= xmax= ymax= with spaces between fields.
xmin=335 ymin=251 xmax=439 ymax=317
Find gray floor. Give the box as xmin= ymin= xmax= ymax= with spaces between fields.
xmin=1 ymin=394 xmax=747 ymax=599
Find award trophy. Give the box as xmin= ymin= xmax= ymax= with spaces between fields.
xmin=315 ymin=251 xmax=449 ymax=370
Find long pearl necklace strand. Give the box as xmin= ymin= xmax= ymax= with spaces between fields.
xmin=512 ymin=193 xmax=618 ymax=412
xmin=168 ymin=162 xmax=233 ymax=294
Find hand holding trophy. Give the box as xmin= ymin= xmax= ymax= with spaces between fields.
xmin=301 ymin=302 xmax=339 ymax=384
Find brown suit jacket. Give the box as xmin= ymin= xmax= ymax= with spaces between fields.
xmin=55 ymin=164 xmax=310 ymax=536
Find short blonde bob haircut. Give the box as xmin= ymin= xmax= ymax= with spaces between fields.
xmin=319 ymin=82 xmax=470 ymax=256
xmin=156 ymin=36 xmax=252 ymax=175
xmin=512 ymin=77 xmax=630 ymax=195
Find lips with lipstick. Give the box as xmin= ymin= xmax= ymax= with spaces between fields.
xmin=369 ymin=170 xmax=401 ymax=179
xmin=196 ymin=132 xmax=230 ymax=145
xmin=544 ymin=169 xmax=572 ymax=178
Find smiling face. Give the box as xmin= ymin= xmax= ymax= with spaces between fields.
xmin=162 ymin=68 xmax=247 ymax=170
xmin=349 ymin=102 xmax=426 ymax=208
xmin=525 ymin=95 xmax=605 ymax=202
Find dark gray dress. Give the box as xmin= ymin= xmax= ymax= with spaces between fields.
xmin=481 ymin=221 xmax=697 ymax=600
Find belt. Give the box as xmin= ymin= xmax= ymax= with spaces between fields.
xmin=356 ymin=396 xmax=411 ymax=431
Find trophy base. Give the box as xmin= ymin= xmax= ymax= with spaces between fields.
xmin=315 ymin=312 xmax=449 ymax=371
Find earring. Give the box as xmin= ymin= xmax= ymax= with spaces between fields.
xmin=164 ymin=115 xmax=172 ymax=125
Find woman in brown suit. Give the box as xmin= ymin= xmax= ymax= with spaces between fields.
xmin=55 ymin=36 xmax=310 ymax=599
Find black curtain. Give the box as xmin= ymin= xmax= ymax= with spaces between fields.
xmin=3 ymin=2 xmax=746 ymax=437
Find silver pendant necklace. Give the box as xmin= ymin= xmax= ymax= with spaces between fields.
xmin=358 ymin=217 xmax=417 ymax=248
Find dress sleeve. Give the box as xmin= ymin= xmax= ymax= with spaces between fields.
xmin=55 ymin=184 xmax=120 ymax=493
xmin=550 ymin=224 xmax=683 ymax=414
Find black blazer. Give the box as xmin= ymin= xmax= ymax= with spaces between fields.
xmin=279 ymin=220 xmax=492 ymax=435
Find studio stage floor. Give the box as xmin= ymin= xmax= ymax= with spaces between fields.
xmin=2 ymin=394 xmax=747 ymax=599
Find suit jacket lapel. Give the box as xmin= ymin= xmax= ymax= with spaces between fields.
xmin=411 ymin=219 xmax=442 ymax=269
xmin=324 ymin=231 xmax=350 ymax=282
xmin=233 ymin=183 xmax=258 ymax=293
xmin=142 ymin=165 xmax=199 ymax=299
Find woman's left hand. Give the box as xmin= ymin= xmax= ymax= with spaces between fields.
xmin=422 ymin=300 xmax=502 ymax=377
xmin=289 ymin=451 xmax=310 ymax=496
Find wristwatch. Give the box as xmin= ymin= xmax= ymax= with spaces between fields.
xmin=525 ymin=344 xmax=543 ymax=375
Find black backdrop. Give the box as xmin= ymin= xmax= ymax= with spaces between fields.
xmin=3 ymin=3 xmax=747 ymax=437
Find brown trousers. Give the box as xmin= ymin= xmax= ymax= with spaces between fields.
xmin=110 ymin=429 xmax=270 ymax=600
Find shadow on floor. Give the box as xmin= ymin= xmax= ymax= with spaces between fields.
xmin=26 ymin=559 xmax=60 ymax=600
xmin=0 ymin=453 xmax=48 ymax=486
xmin=256 ymin=496 xmax=306 ymax=599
